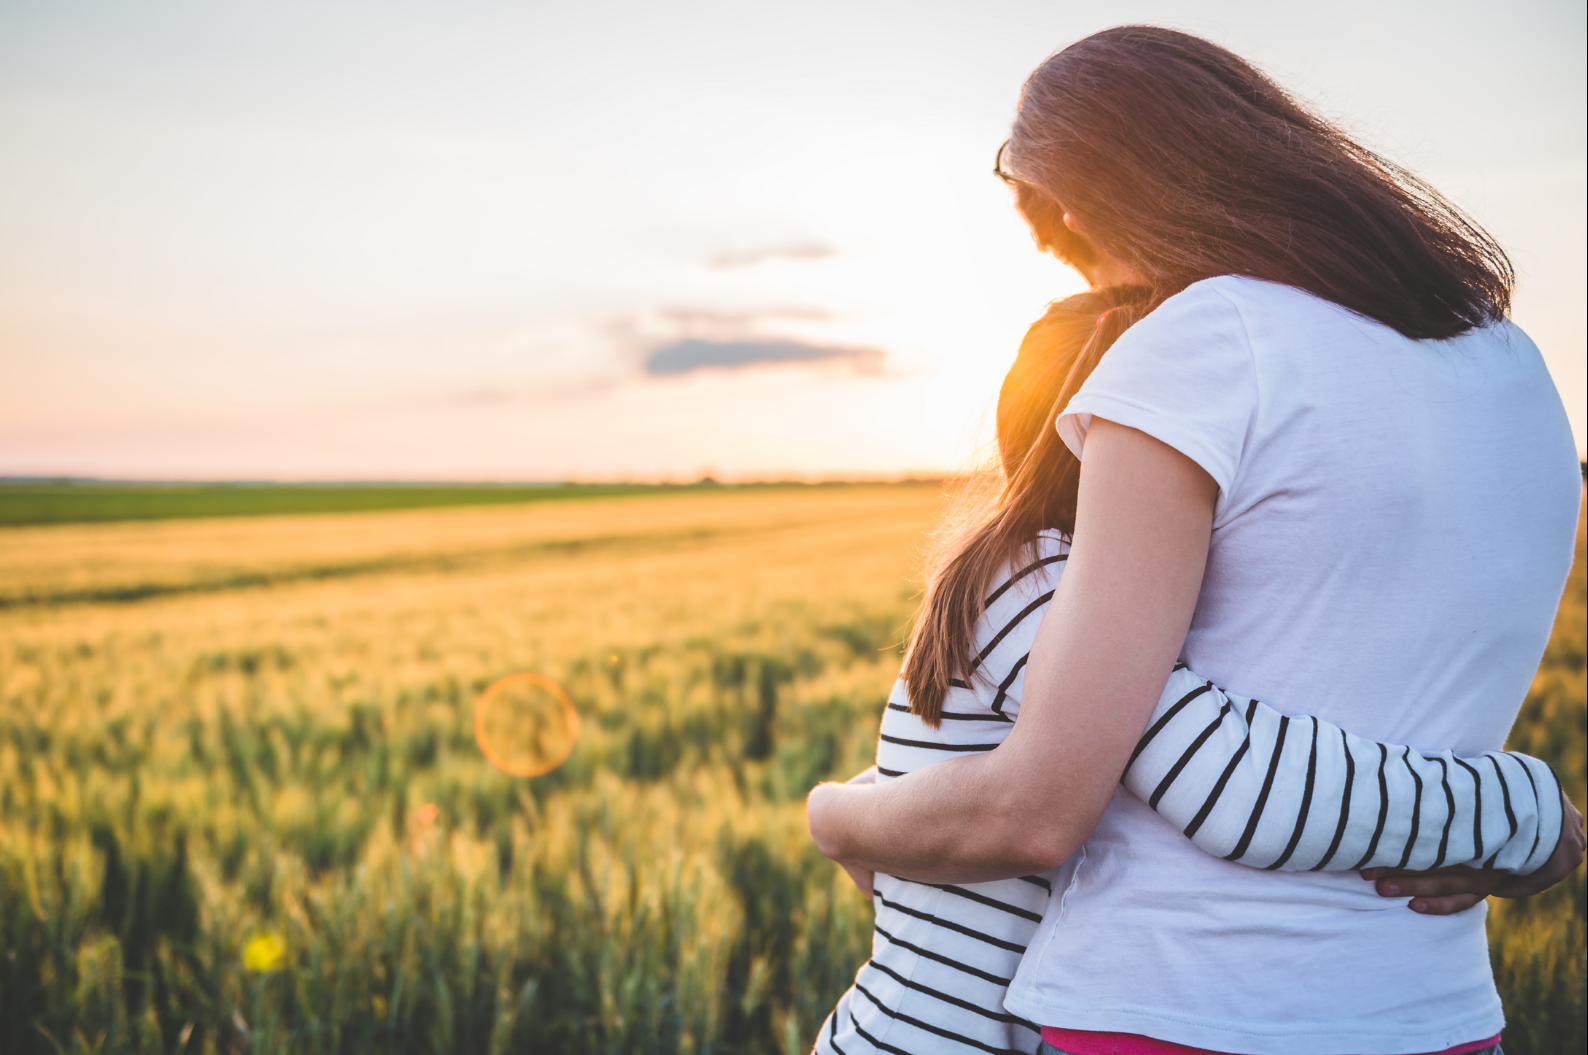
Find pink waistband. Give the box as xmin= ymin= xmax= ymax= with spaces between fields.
xmin=1039 ymin=1028 xmax=1503 ymax=1055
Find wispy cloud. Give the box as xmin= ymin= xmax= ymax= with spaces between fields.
xmin=405 ymin=304 xmax=889 ymax=407
xmin=651 ymin=306 xmax=834 ymax=327
xmin=644 ymin=339 xmax=882 ymax=377
xmin=706 ymin=244 xmax=835 ymax=269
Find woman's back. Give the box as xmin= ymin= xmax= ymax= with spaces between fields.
xmin=1007 ymin=276 xmax=1581 ymax=1053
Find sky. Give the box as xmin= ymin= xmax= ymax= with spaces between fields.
xmin=1 ymin=0 xmax=1583 ymax=481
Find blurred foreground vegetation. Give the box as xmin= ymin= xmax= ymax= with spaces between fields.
xmin=1490 ymin=494 xmax=1586 ymax=1055
xmin=0 ymin=486 xmax=1581 ymax=1054
xmin=0 ymin=489 xmax=923 ymax=1053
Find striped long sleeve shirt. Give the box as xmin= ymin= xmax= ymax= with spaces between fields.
xmin=815 ymin=530 xmax=1562 ymax=1055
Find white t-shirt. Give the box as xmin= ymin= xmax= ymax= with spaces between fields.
xmin=1005 ymin=275 xmax=1581 ymax=1054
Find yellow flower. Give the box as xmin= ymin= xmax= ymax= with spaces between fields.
xmin=243 ymin=933 xmax=287 ymax=973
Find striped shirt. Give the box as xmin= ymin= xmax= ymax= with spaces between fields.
xmin=816 ymin=530 xmax=1561 ymax=1055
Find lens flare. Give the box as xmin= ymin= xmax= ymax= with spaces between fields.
xmin=243 ymin=933 xmax=287 ymax=973
xmin=473 ymin=672 xmax=580 ymax=777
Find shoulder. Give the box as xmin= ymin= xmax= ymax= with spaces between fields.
xmin=961 ymin=533 xmax=1068 ymax=712
xmin=1061 ymin=281 xmax=1270 ymax=498
xmin=1104 ymin=276 xmax=1256 ymax=367
xmin=1087 ymin=275 xmax=1375 ymax=407
xmin=1149 ymin=277 xmax=1399 ymax=353
xmin=1131 ymin=276 xmax=1358 ymax=338
xmin=1166 ymin=274 xmax=1339 ymax=313
xmin=980 ymin=531 xmax=1070 ymax=628
xmin=1466 ymin=316 xmax=1548 ymax=365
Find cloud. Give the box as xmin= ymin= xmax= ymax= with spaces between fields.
xmin=707 ymin=244 xmax=835 ymax=269
xmin=644 ymin=339 xmax=881 ymax=377
xmin=652 ymin=306 xmax=833 ymax=327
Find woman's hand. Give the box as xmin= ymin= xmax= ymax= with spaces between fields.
xmin=1362 ymin=790 xmax=1585 ymax=915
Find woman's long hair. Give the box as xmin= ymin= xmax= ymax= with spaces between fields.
xmin=1004 ymin=26 xmax=1513 ymax=338
xmin=903 ymin=286 xmax=1149 ymax=725
xmin=901 ymin=26 xmax=1516 ymax=724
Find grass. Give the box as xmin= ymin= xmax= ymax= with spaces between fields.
xmin=0 ymin=485 xmax=1580 ymax=1054
xmin=1488 ymin=495 xmax=1587 ymax=1055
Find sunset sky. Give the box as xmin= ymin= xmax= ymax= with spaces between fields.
xmin=2 ymin=0 xmax=1583 ymax=481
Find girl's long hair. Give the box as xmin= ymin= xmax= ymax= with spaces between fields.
xmin=903 ymin=286 xmax=1149 ymax=725
xmin=1005 ymin=25 xmax=1513 ymax=339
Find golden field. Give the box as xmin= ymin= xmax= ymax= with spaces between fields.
xmin=0 ymin=485 xmax=1581 ymax=1054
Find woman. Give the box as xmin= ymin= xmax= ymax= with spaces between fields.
xmin=808 ymin=26 xmax=1584 ymax=1055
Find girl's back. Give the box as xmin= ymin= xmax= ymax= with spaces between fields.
xmin=816 ymin=530 xmax=1070 ymax=1055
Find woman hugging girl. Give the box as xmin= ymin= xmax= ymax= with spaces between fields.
xmin=805 ymin=33 xmax=1584 ymax=1046
xmin=812 ymin=284 xmax=1568 ymax=1055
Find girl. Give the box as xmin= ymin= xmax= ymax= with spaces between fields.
xmin=809 ymin=27 xmax=1584 ymax=1055
xmin=813 ymin=289 xmax=1566 ymax=1055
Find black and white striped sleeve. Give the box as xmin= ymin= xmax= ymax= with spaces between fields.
xmin=1123 ymin=666 xmax=1565 ymax=874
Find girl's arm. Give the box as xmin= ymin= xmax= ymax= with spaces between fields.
xmin=1131 ymin=666 xmax=1565 ymax=875
xmin=808 ymin=420 xmax=1212 ymax=882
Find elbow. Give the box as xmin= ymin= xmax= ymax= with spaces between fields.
xmin=1009 ymin=831 xmax=1076 ymax=875
xmin=986 ymin=787 xmax=1083 ymax=874
xmin=807 ymin=780 xmax=858 ymax=862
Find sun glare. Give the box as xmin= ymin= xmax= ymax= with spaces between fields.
xmin=473 ymin=672 xmax=581 ymax=778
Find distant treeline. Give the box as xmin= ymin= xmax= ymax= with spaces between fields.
xmin=0 ymin=478 xmax=941 ymax=527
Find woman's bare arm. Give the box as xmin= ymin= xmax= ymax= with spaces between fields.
xmin=807 ymin=420 xmax=1216 ymax=881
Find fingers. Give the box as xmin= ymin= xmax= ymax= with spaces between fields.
xmin=1489 ymin=873 xmax=1544 ymax=899
xmin=1365 ymin=869 xmax=1490 ymax=913
xmin=1561 ymin=792 xmax=1587 ymax=856
xmin=841 ymin=862 xmax=875 ymax=898
xmin=1407 ymin=892 xmax=1486 ymax=916
xmin=1364 ymin=866 xmax=1493 ymax=913
xmin=1372 ymin=867 xmax=1502 ymax=900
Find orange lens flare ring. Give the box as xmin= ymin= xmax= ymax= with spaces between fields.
xmin=473 ymin=672 xmax=580 ymax=777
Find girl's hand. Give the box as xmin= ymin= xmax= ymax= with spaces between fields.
xmin=1362 ymin=791 xmax=1585 ymax=915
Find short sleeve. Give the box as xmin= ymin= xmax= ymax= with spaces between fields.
xmin=1056 ymin=278 xmax=1258 ymax=502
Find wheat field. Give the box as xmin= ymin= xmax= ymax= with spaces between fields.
xmin=0 ymin=486 xmax=1581 ymax=1054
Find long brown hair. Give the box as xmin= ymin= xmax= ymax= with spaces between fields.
xmin=1004 ymin=26 xmax=1512 ymax=339
xmin=903 ymin=286 xmax=1148 ymax=725
xmin=901 ymin=26 xmax=1516 ymax=724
